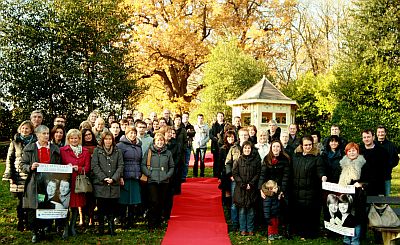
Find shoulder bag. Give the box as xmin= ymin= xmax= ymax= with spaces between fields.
xmin=368 ymin=204 xmax=400 ymax=227
xmin=75 ymin=168 xmax=93 ymax=193
xmin=140 ymin=150 xmax=152 ymax=182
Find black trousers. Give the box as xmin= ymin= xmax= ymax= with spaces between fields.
xmin=147 ymin=183 xmax=168 ymax=228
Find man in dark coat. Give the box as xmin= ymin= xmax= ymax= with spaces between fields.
xmin=210 ymin=112 xmax=225 ymax=178
xmin=322 ymin=124 xmax=347 ymax=154
xmin=360 ymin=129 xmax=389 ymax=196
xmin=182 ymin=112 xmax=195 ymax=181
xmin=288 ymin=123 xmax=300 ymax=149
xmin=375 ymin=125 xmax=399 ymax=196
xmin=173 ymin=114 xmax=187 ymax=194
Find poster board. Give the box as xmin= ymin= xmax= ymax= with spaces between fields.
xmin=322 ymin=182 xmax=356 ymax=237
xmin=36 ymin=164 xmax=73 ymax=219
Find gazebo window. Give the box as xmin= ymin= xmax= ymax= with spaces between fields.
xmin=242 ymin=113 xmax=251 ymax=126
xmin=276 ymin=113 xmax=286 ymax=124
xmin=261 ymin=112 xmax=272 ymax=124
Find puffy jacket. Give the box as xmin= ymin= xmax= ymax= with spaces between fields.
xmin=117 ymin=136 xmax=142 ymax=179
xmin=291 ymin=145 xmax=325 ymax=207
xmin=232 ymin=153 xmax=261 ymax=208
xmin=141 ymin=144 xmax=174 ymax=184
xmin=2 ymin=133 xmax=35 ymax=193
xmin=258 ymin=154 xmax=291 ymax=193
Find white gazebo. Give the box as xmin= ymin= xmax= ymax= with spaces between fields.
xmin=226 ymin=76 xmax=297 ymax=132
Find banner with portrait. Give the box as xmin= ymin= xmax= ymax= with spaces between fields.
xmin=36 ymin=164 xmax=73 ymax=219
xmin=322 ymin=182 xmax=356 ymax=236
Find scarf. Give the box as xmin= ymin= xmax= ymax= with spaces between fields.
xmin=70 ymin=145 xmax=82 ymax=158
xmin=104 ymin=146 xmax=113 ymax=156
xmin=19 ymin=134 xmax=34 ymax=146
xmin=338 ymin=155 xmax=366 ymax=186
xmin=271 ymin=157 xmax=278 ymax=165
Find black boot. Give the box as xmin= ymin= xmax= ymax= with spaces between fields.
xmin=98 ymin=214 xmax=104 ymax=235
xmin=62 ymin=223 xmax=69 ymax=239
xmin=69 ymin=208 xmax=78 ymax=237
xmin=108 ymin=215 xmax=116 ymax=236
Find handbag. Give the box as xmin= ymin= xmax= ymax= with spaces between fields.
xmin=75 ymin=169 xmax=93 ymax=193
xmin=140 ymin=150 xmax=152 ymax=182
xmin=368 ymin=204 xmax=400 ymax=227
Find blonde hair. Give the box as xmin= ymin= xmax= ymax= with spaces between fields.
xmin=18 ymin=120 xmax=34 ymax=134
xmin=261 ymin=180 xmax=279 ymax=197
xmin=66 ymin=129 xmax=82 ymax=145
xmin=125 ymin=126 xmax=137 ymax=134
xmin=153 ymin=132 xmax=166 ymax=143
xmin=79 ymin=121 xmax=92 ymax=131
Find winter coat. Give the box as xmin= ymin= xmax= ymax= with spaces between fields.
xmin=258 ymin=154 xmax=291 ymax=193
xmin=321 ymin=149 xmax=344 ymax=184
xmin=338 ymin=155 xmax=366 ymax=186
xmin=225 ymin=143 xmax=242 ymax=177
xmin=193 ymin=123 xmax=210 ymax=150
xmin=116 ymin=136 xmax=142 ymax=179
xmin=91 ymin=146 xmax=124 ymax=199
xmin=232 ymin=153 xmax=261 ymax=208
xmin=290 ymin=145 xmax=325 ymax=208
xmin=218 ymin=144 xmax=232 ymax=178
xmin=167 ymin=139 xmax=180 ymax=172
xmin=375 ymin=139 xmax=399 ymax=180
xmin=338 ymin=155 xmax=367 ymax=226
xmin=263 ymin=195 xmax=280 ymax=220
xmin=268 ymin=127 xmax=281 ymax=144
xmin=174 ymin=126 xmax=187 ymax=168
xmin=141 ymin=144 xmax=174 ymax=184
xmin=288 ymin=134 xmax=300 ymax=150
xmin=60 ymin=145 xmax=91 ymax=207
xmin=210 ymin=122 xmax=225 ymax=153
xmin=20 ymin=142 xmax=61 ymax=209
xmin=359 ymin=145 xmax=388 ymax=196
xmin=184 ymin=122 xmax=196 ymax=148
xmin=2 ymin=133 xmax=34 ymax=193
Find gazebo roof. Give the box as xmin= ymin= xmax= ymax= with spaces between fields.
xmin=226 ymin=76 xmax=297 ymax=106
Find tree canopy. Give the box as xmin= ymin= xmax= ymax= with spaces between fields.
xmin=0 ymin=0 xmax=136 ymax=129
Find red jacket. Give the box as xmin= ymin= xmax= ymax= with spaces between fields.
xmin=60 ymin=145 xmax=91 ymax=207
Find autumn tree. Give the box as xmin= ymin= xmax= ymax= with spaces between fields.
xmin=128 ymin=0 xmax=295 ymax=103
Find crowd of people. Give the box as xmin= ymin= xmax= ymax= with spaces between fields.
xmin=2 ymin=109 xmax=398 ymax=245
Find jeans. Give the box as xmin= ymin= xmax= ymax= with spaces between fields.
xmin=343 ymin=224 xmax=361 ymax=245
xmin=385 ymin=180 xmax=391 ymax=196
xmin=182 ymin=147 xmax=192 ymax=180
xmin=193 ymin=148 xmax=206 ymax=177
xmin=239 ymin=207 xmax=255 ymax=232
xmin=231 ymin=181 xmax=238 ymax=226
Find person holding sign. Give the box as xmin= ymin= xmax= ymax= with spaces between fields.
xmin=60 ymin=129 xmax=91 ymax=238
xmin=20 ymin=125 xmax=62 ymax=243
xmin=338 ymin=142 xmax=366 ymax=245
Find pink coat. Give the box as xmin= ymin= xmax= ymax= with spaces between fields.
xmin=60 ymin=145 xmax=91 ymax=208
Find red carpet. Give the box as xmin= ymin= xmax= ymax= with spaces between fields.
xmin=162 ymin=178 xmax=231 ymax=245
xmin=188 ymin=152 xmax=214 ymax=167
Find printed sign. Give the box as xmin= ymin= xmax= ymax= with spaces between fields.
xmin=36 ymin=164 xmax=72 ymax=219
xmin=322 ymin=182 xmax=356 ymax=236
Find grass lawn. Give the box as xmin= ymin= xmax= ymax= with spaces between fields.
xmin=0 ymin=161 xmax=398 ymax=244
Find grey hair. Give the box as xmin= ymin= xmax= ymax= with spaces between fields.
xmin=269 ymin=119 xmax=277 ymax=126
xmin=35 ymin=125 xmax=49 ymax=135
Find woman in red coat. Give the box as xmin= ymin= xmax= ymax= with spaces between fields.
xmin=60 ymin=129 xmax=91 ymax=237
